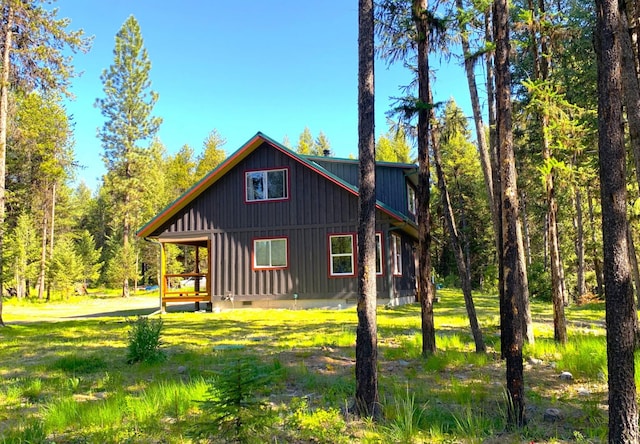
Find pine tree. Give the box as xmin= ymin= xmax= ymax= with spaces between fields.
xmin=354 ymin=0 xmax=380 ymax=419
xmin=296 ymin=127 xmax=316 ymax=155
xmin=0 ymin=1 xmax=89 ymax=324
xmin=96 ymin=15 xmax=162 ymax=298
xmin=195 ymin=130 xmax=227 ymax=180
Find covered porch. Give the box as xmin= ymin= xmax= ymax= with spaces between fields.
xmin=158 ymin=234 xmax=211 ymax=311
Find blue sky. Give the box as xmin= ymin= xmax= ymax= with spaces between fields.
xmin=56 ymin=0 xmax=475 ymax=191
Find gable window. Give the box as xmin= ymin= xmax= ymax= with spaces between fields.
xmin=246 ymin=168 xmax=288 ymax=202
xmin=407 ymin=184 xmax=417 ymax=215
xmin=253 ymin=237 xmax=288 ymax=269
xmin=392 ymin=233 xmax=402 ymax=276
xmin=329 ymin=234 xmax=354 ymax=276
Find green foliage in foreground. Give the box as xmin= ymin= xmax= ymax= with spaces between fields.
xmin=0 ymin=290 xmax=618 ymax=443
xmin=126 ymin=316 xmax=165 ymax=364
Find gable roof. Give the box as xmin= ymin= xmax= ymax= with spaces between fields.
xmin=137 ymin=132 xmax=418 ymax=239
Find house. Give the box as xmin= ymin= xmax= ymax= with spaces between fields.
xmin=137 ymin=132 xmax=419 ymax=310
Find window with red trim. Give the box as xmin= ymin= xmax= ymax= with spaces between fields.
xmin=329 ymin=234 xmax=354 ymax=276
xmin=392 ymin=233 xmax=402 ymax=275
xmin=246 ymin=168 xmax=288 ymax=201
xmin=375 ymin=233 xmax=383 ymax=275
xmin=253 ymin=238 xmax=288 ymax=269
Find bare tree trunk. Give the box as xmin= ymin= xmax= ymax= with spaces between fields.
xmin=38 ymin=204 xmax=48 ymax=301
xmin=573 ymin=187 xmax=586 ymax=299
xmin=354 ymin=0 xmax=380 ymax=419
xmin=621 ymin=2 xmax=640 ymax=193
xmin=0 ymin=4 xmax=14 ymax=326
xmin=413 ymin=0 xmax=436 ymax=355
xmin=494 ymin=0 xmax=526 ymax=427
xmin=627 ymin=227 xmax=640 ymax=309
xmin=455 ymin=0 xmax=495 ymax=226
xmin=596 ymin=0 xmax=640 ymax=439
xmin=588 ymin=189 xmax=604 ymax=296
xmin=521 ymin=191 xmax=532 ymax=265
xmin=432 ymin=120 xmax=486 ymax=353
xmin=47 ymin=183 xmax=56 ymax=300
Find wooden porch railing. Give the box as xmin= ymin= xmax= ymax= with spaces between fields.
xmin=162 ymin=273 xmax=210 ymax=310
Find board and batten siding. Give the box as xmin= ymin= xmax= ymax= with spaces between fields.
xmin=154 ymin=142 xmax=416 ymax=301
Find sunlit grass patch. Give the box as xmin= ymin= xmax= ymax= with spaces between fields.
xmin=0 ymin=289 xmax=613 ymax=442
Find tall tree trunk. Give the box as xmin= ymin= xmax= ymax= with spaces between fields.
xmin=521 ymin=191 xmax=532 ymax=265
xmin=621 ymin=1 xmax=640 ymax=193
xmin=530 ymin=0 xmax=566 ymax=343
xmin=0 ymin=4 xmax=14 ymax=326
xmin=413 ymin=0 xmax=436 ymax=355
xmin=354 ymin=0 xmax=380 ymax=419
xmin=455 ymin=0 xmax=496 ymax=229
xmin=47 ymin=183 xmax=56 ymax=300
xmin=573 ymin=187 xmax=586 ymax=299
xmin=432 ymin=120 xmax=486 ymax=353
xmin=494 ymin=0 xmax=526 ymax=427
xmin=627 ymin=227 xmax=640 ymax=311
xmin=588 ymin=189 xmax=605 ymax=296
xmin=38 ymin=206 xmax=48 ymax=301
xmin=595 ymin=0 xmax=640 ymax=440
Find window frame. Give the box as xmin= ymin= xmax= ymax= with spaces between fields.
xmin=375 ymin=232 xmax=383 ymax=276
xmin=252 ymin=237 xmax=289 ymax=270
xmin=391 ymin=233 xmax=403 ymax=276
xmin=407 ymin=183 xmax=417 ymax=215
xmin=245 ymin=167 xmax=289 ymax=203
xmin=328 ymin=233 xmax=355 ymax=277
xmin=328 ymin=232 xmax=383 ymax=277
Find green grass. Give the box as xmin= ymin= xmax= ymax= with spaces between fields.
xmin=0 ymin=290 xmax=617 ymax=443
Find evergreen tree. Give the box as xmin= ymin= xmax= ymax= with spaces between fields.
xmin=4 ymin=213 xmax=38 ymax=299
xmin=165 ymin=144 xmax=196 ymax=200
xmin=74 ymin=230 xmax=102 ymax=292
xmin=195 ymin=130 xmax=227 ymax=180
xmin=355 ymin=0 xmax=380 ymax=419
xmin=296 ymin=127 xmax=316 ymax=155
xmin=48 ymin=235 xmax=83 ymax=299
xmin=0 ymin=1 xmax=89 ymax=324
xmin=595 ymin=0 xmax=639 ymax=439
xmin=315 ymin=131 xmax=332 ymax=156
xmin=96 ymin=15 xmax=162 ymax=297
xmin=376 ymin=120 xmax=412 ymax=163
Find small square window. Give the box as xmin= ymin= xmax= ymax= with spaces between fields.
xmin=253 ymin=238 xmax=288 ymax=269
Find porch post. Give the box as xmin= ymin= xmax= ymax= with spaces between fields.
xmin=160 ymin=242 xmax=167 ymax=312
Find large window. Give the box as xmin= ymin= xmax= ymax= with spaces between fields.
xmin=407 ymin=184 xmax=416 ymax=215
xmin=392 ymin=233 xmax=402 ymax=276
xmin=329 ymin=234 xmax=354 ymax=276
xmin=253 ymin=237 xmax=288 ymax=269
xmin=246 ymin=168 xmax=288 ymax=202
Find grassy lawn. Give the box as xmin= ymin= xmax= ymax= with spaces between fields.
xmin=0 ymin=289 xmax=614 ymax=443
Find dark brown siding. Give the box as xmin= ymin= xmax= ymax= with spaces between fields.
xmin=311 ymin=158 xmax=416 ymax=223
xmin=154 ymin=143 xmax=416 ymax=301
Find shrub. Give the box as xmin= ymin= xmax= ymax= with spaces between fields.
xmin=528 ymin=261 xmax=551 ymax=301
xmin=126 ymin=316 xmax=165 ymax=364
